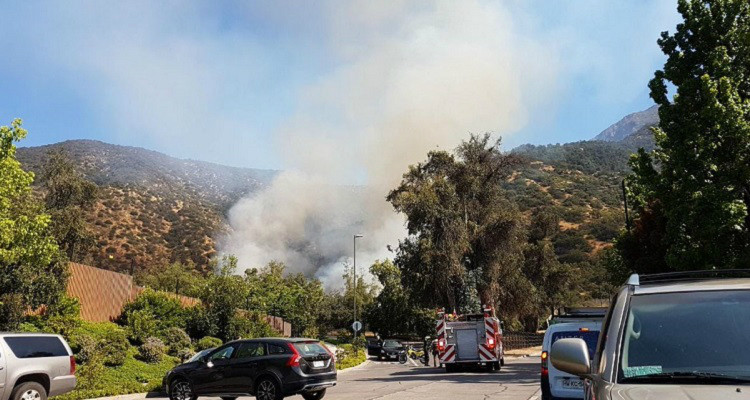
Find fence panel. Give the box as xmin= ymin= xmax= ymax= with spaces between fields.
xmin=503 ymin=331 xmax=544 ymax=350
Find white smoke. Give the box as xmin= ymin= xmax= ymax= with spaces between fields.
xmin=221 ymin=0 xmax=561 ymax=289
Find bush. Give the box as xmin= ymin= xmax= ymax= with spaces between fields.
xmin=71 ymin=334 xmax=98 ymax=364
xmin=334 ymin=344 xmax=367 ymax=370
xmin=184 ymin=305 xmax=217 ymax=339
xmin=138 ymin=337 xmax=166 ymax=364
xmin=119 ymin=290 xmax=186 ymax=338
xmin=162 ymin=327 xmax=191 ymax=356
xmin=176 ymin=347 xmax=194 ymax=363
xmin=123 ymin=309 xmax=158 ymax=344
xmin=99 ymin=327 xmax=129 ymax=366
xmin=196 ymin=336 xmax=222 ymax=351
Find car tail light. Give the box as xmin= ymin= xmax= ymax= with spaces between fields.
xmin=70 ymin=356 xmax=76 ymax=374
xmin=437 ymin=338 xmax=445 ymax=352
xmin=580 ymin=327 xmax=590 ymax=332
xmin=486 ymin=336 xmax=496 ymax=350
xmin=286 ymin=343 xmax=302 ymax=367
xmin=541 ymin=351 xmax=548 ymax=376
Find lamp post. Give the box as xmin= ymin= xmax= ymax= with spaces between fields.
xmin=353 ymin=234 xmax=363 ymax=338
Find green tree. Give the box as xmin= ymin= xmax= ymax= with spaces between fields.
xmin=140 ymin=261 xmax=205 ymax=298
xmin=0 ymin=119 xmax=67 ymax=330
xmin=388 ymin=134 xmax=527 ymax=314
xmin=40 ymin=150 xmax=98 ymax=262
xmin=199 ymin=256 xmax=248 ymax=341
xmin=625 ymin=0 xmax=750 ymax=271
xmin=365 ymin=259 xmax=432 ymax=338
xmin=243 ymin=261 xmax=325 ymax=337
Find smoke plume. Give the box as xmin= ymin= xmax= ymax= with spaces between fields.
xmin=221 ymin=0 xmax=560 ymax=288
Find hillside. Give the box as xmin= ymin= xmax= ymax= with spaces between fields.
xmin=15 ymin=105 xmax=660 ymax=275
xmin=593 ymin=105 xmax=659 ymax=142
xmin=18 ymin=140 xmax=277 ymax=210
xmin=17 ymin=140 xmax=276 ymax=273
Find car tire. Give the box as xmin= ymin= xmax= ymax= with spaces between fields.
xmin=255 ymin=377 xmax=283 ymax=400
xmin=11 ymin=382 xmax=47 ymax=400
xmin=301 ymin=389 xmax=326 ymax=400
xmin=169 ymin=379 xmax=197 ymax=400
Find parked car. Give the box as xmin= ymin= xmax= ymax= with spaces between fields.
xmin=550 ymin=270 xmax=750 ymax=400
xmin=541 ymin=319 xmax=602 ymax=399
xmin=164 ymin=338 xmax=336 ymax=400
xmin=0 ymin=333 xmax=77 ymax=400
xmin=377 ymin=340 xmax=404 ymax=361
xmin=366 ymin=339 xmax=382 ymax=358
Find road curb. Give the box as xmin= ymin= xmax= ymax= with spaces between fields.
xmin=83 ymin=393 xmax=154 ymax=400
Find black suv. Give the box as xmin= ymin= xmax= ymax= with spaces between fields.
xmin=164 ymin=338 xmax=336 ymax=400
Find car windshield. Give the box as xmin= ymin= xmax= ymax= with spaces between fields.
xmin=619 ymin=290 xmax=750 ymax=383
xmin=383 ymin=340 xmax=401 ymax=348
xmin=188 ymin=349 xmax=212 ymax=363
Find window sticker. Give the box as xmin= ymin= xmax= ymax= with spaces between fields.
xmin=623 ymin=365 xmax=663 ymax=378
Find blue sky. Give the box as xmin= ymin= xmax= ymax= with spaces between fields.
xmin=0 ymin=1 xmax=680 ymax=173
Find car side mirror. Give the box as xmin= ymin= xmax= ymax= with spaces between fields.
xmin=550 ymin=338 xmax=591 ymax=377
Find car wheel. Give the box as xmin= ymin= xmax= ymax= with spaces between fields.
xmin=301 ymin=389 xmax=326 ymax=400
xmin=11 ymin=382 xmax=47 ymax=400
xmin=255 ymin=377 xmax=282 ymax=400
xmin=170 ymin=379 xmax=196 ymax=400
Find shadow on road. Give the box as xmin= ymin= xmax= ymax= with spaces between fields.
xmin=351 ymin=359 xmax=540 ymax=385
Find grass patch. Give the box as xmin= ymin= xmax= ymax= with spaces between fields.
xmin=54 ymin=347 xmax=177 ymax=400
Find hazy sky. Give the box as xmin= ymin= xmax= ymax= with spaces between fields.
xmin=1 ymin=1 xmax=679 ymax=172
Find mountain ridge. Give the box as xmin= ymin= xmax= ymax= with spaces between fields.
xmin=593 ymin=105 xmax=659 ymax=142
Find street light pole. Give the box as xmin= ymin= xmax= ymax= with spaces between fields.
xmin=353 ymin=234 xmax=363 ymax=336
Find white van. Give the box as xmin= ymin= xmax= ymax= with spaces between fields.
xmin=541 ymin=320 xmax=601 ymax=400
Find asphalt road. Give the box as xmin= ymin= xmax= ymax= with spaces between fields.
xmin=117 ymin=357 xmax=541 ymax=400
xmin=325 ymin=356 xmax=542 ymax=400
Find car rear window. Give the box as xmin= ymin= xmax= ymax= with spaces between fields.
xmin=551 ymin=330 xmax=599 ymax=360
xmin=4 ymin=336 xmax=68 ymax=358
xmin=294 ymin=342 xmax=328 ymax=356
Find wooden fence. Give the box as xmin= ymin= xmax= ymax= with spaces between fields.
xmin=66 ymin=262 xmax=290 ymax=337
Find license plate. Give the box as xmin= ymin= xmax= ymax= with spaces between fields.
xmin=561 ymin=379 xmax=583 ymax=389
xmin=313 ymin=360 xmax=325 ymax=368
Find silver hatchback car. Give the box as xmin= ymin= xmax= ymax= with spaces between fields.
xmin=551 ymin=270 xmax=750 ymax=400
xmin=0 ymin=333 xmax=77 ymax=400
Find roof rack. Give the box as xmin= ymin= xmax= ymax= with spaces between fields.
xmin=627 ymin=269 xmax=750 ymax=286
xmin=551 ymin=307 xmax=607 ymax=321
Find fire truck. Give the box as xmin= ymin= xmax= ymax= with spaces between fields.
xmin=436 ymin=305 xmax=504 ymax=372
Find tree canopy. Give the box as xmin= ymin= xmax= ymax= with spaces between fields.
xmin=0 ymin=119 xmax=67 ymax=329
xmin=624 ymin=0 xmax=750 ymax=271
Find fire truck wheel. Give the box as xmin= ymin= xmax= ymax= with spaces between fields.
xmin=500 ymin=357 xmax=505 ymax=366
xmin=492 ymin=361 xmax=501 ymax=371
xmin=445 ymin=364 xmax=457 ymax=373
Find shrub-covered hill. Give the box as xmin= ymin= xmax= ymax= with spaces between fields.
xmin=17 ymin=140 xmax=275 ymax=273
